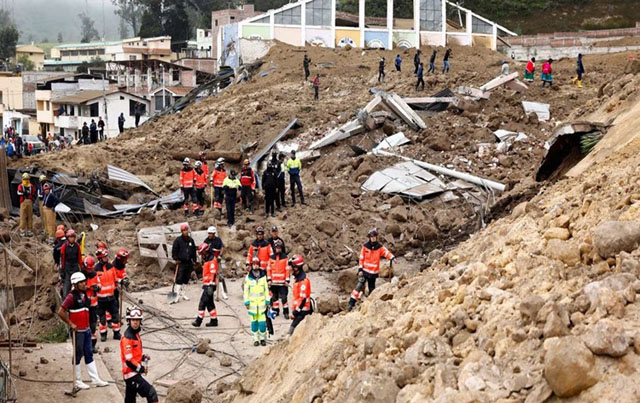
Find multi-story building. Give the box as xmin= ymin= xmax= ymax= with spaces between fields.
xmin=211 ymin=5 xmax=261 ymax=62
xmin=15 ymin=44 xmax=45 ymax=71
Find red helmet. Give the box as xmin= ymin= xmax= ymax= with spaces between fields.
xmin=117 ymin=248 xmax=129 ymax=261
xmin=289 ymin=254 xmax=304 ymax=267
xmin=43 ymin=184 xmax=51 ymax=190
xmin=66 ymin=229 xmax=76 ymax=238
xmin=251 ymin=256 xmax=260 ymax=264
xmin=96 ymin=248 xmax=109 ymax=259
xmin=84 ymin=256 xmax=96 ymax=270
xmin=199 ymin=151 xmax=206 ymax=158
xmin=55 ymin=229 xmax=65 ymax=239
xmin=197 ymin=243 xmax=210 ymax=256
xmin=180 ymin=223 xmax=189 ymax=232
xmin=96 ymin=241 xmax=108 ymax=250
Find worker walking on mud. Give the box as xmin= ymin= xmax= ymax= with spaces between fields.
xmin=212 ymin=158 xmax=226 ymax=215
xmin=240 ymin=159 xmax=255 ymax=214
xmin=192 ymin=243 xmax=219 ymax=327
xmin=541 ymin=59 xmax=553 ymax=88
xmin=286 ymin=150 xmax=305 ymax=206
xmin=194 ymin=161 xmax=208 ymax=216
xmin=428 ymin=50 xmax=437 ymax=74
xmin=524 ymin=57 xmax=536 ymax=83
xmin=180 ymin=158 xmax=197 ymax=217
xmin=58 ymin=272 xmax=110 ymax=391
xmin=572 ymin=53 xmax=585 ymax=88
xmin=378 ymin=57 xmax=386 ymax=82
xmin=171 ymin=224 xmax=197 ymax=303
xmin=95 ymin=248 xmax=121 ymax=340
xmin=347 ymin=229 xmax=395 ymax=311
xmin=303 ymin=54 xmax=311 ymax=81
xmin=262 ymin=160 xmax=278 ymax=217
xmin=246 ymin=226 xmax=272 ymax=270
xmin=414 ymin=49 xmax=421 ymax=74
xmin=267 ymin=240 xmax=290 ymax=317
xmin=120 ymin=306 xmax=159 ymax=403
xmin=289 ymin=254 xmax=311 ymax=335
xmin=395 ymin=54 xmax=402 ymax=72
xmin=222 ymin=170 xmax=241 ymax=227
xmin=61 ymin=229 xmax=83 ymax=297
xmin=442 ymin=48 xmax=451 ymax=73
xmin=17 ymin=172 xmax=35 ymax=237
xmin=81 ymin=256 xmax=101 ymax=351
xmin=244 ymin=256 xmax=271 ymax=346
xmin=416 ymin=62 xmax=425 ymax=91
xmin=204 ymin=226 xmax=228 ymax=300
xmin=41 ymin=183 xmax=59 ymax=240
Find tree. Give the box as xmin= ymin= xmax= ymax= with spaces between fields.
xmin=112 ymin=0 xmax=142 ymax=37
xmin=18 ymin=54 xmax=35 ymax=71
xmin=79 ymin=12 xmax=100 ymax=43
xmin=57 ymin=32 xmax=63 ymax=43
xmin=76 ymin=57 xmax=104 ymax=73
xmin=164 ymin=0 xmax=190 ymax=42
xmin=119 ymin=17 xmax=129 ymax=39
xmin=137 ymin=0 xmax=163 ymax=37
xmin=0 ymin=10 xmax=18 ymax=62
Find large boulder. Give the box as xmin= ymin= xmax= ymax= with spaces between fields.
xmin=316 ymin=220 xmax=338 ymax=236
xmin=592 ymin=220 xmax=640 ymax=258
xmin=543 ymin=336 xmax=598 ymax=397
xmin=390 ymin=206 xmax=408 ymax=223
xmin=582 ymin=319 xmax=629 ymax=357
xmin=544 ymin=239 xmax=580 ymax=266
xmin=166 ymin=380 xmax=203 ymax=403
xmin=315 ymin=294 xmax=341 ymax=314
xmin=520 ymin=295 xmax=545 ymax=323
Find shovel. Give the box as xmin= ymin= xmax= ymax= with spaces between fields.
xmin=167 ymin=262 xmax=180 ymax=303
xmin=64 ymin=330 xmax=79 ymax=397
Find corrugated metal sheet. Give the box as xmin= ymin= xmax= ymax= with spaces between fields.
xmin=107 ymin=165 xmax=154 ymax=194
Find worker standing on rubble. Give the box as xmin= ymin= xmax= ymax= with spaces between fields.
xmin=192 ymin=243 xmax=219 ymax=327
xmin=37 ymin=174 xmax=46 ymax=227
xmin=110 ymin=249 xmax=130 ymax=329
xmin=53 ymin=228 xmax=66 ymax=286
xmin=212 ymin=158 xmax=226 ymax=215
xmin=347 ymin=229 xmax=395 ymax=311
xmin=180 ymin=158 xmax=197 ymax=217
xmin=541 ymin=59 xmax=553 ymax=88
xmin=286 ymin=150 xmax=305 ymax=206
xmin=416 ymin=62 xmax=425 ymax=91
xmin=81 ymin=256 xmax=101 ymax=351
xmin=313 ymin=73 xmax=320 ymax=100
xmin=81 ymin=122 xmax=89 ymax=145
xmin=267 ymin=240 xmax=289 ymax=318
xmin=378 ymin=57 xmax=386 ymax=83
xmin=268 ymin=226 xmax=287 ymax=255
xmin=98 ymin=117 xmax=105 ymax=141
xmin=572 ymin=53 xmax=585 ymax=88
xmin=95 ymin=248 xmax=121 ymax=340
xmin=90 ymin=119 xmax=98 ymax=144
xmin=244 ymin=256 xmax=271 ymax=346
xmin=61 ymin=229 xmax=83 ymax=297
xmin=414 ymin=49 xmax=421 ymax=74
xmin=194 ymin=161 xmax=208 ymax=216
xmin=204 ymin=226 xmax=228 ymax=300
xmin=303 ymin=54 xmax=311 ymax=81
xmin=120 ymin=306 xmax=159 ymax=403
xmin=442 ymin=48 xmax=451 ymax=73
xmin=277 ymin=153 xmax=287 ymax=209
xmin=269 ymin=152 xmax=282 ymax=211
xmin=428 ymin=50 xmax=437 ymax=74
xmin=57 ymin=272 xmax=110 ymax=390
xmin=171 ymin=224 xmax=196 ymax=302
xmin=395 ymin=54 xmax=402 ymax=72
xmin=222 ymin=170 xmax=241 ymax=227
xmin=240 ymin=159 xmax=256 ymax=213
xmin=42 ymin=183 xmax=58 ymax=241
xmin=17 ymin=172 xmax=35 ymax=237
xmin=289 ymin=254 xmax=311 ymax=335
xmin=246 ymin=226 xmax=273 ymax=269
xmin=198 ymin=151 xmax=209 ymax=180
xmin=118 ymin=113 xmax=125 ymax=134
xmin=524 ymin=57 xmax=536 ymax=83
xmin=262 ymin=160 xmax=278 ymax=218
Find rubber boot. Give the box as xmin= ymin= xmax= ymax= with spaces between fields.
xmin=113 ymin=330 xmax=121 ymax=340
xmin=91 ymin=338 xmax=97 ymax=352
xmin=273 ymin=308 xmax=280 ymax=317
xmin=100 ymin=332 xmax=107 ymax=342
xmin=192 ymin=317 xmax=202 ymax=327
xmin=206 ymin=318 xmax=218 ymax=327
xmin=184 ymin=209 xmax=189 ymax=217
xmin=181 ymin=286 xmax=190 ymax=301
xmin=75 ymin=365 xmax=90 ymax=390
xmin=260 ymin=339 xmax=266 ymax=346
xmin=347 ymin=297 xmax=356 ymax=311
xmin=577 ymin=80 xmax=582 ymax=88
xmin=283 ymin=308 xmax=289 ymax=319
xmin=572 ymin=76 xmax=577 ymax=84
xmin=87 ymin=361 xmax=109 ymax=387
xmin=171 ymin=285 xmax=181 ymax=304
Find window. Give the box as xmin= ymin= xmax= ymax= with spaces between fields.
xmin=97 ymin=49 xmax=105 ymax=55
xmin=252 ymin=16 xmax=270 ymax=24
xmin=46 ymin=101 xmax=50 ymax=111
xmin=420 ymin=0 xmax=442 ymax=31
xmin=172 ymin=70 xmax=180 ymax=82
xmin=214 ymin=19 xmax=218 ymax=26
xmin=275 ymin=6 xmax=301 ymax=25
xmin=155 ymin=90 xmax=171 ymax=111
xmin=230 ymin=16 xmax=235 ymax=20
xmin=305 ymin=0 xmax=331 ymax=26
xmin=130 ymin=99 xmax=146 ymax=116
xmin=80 ymin=50 xmax=88 ymax=56
xmin=70 ymin=50 xmax=79 ymax=56
xmin=88 ymin=49 xmax=96 ymax=55
xmin=129 ymin=55 xmax=136 ymax=60
xmin=472 ymin=16 xmax=493 ymax=34
xmin=89 ymin=102 xmax=99 ymax=117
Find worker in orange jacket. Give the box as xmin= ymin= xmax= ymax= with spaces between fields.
xmin=348 ymin=229 xmax=394 ymax=311
xmin=198 ymin=151 xmax=209 ymax=179
xmin=109 ymin=248 xmax=130 ymax=328
xmin=267 ymin=240 xmax=290 ymax=317
xmin=211 ymin=158 xmax=227 ymax=215
xmin=289 ymin=254 xmax=311 ymax=335
xmin=95 ymin=248 xmax=121 ymax=341
xmin=180 ymin=158 xmax=197 ymax=217
xmin=192 ymin=243 xmax=219 ymax=327
xmin=246 ymin=226 xmax=272 ymax=269
xmin=194 ymin=161 xmax=208 ymax=216
xmin=120 ymin=306 xmax=158 ymax=403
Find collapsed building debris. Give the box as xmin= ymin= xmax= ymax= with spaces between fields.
xmin=361 ymin=161 xmax=449 ymax=199
xmin=170 ymin=151 xmax=243 ymax=163
xmin=371 ymin=132 xmax=410 ymax=153
xmin=250 ymin=118 xmax=301 ymax=170
xmin=458 ymin=71 xmax=528 ymax=100
xmin=137 ymin=222 xmax=209 ymax=270
xmin=523 ymin=101 xmax=551 ymax=121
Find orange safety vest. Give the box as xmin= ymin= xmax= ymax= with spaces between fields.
xmin=200 ymin=161 xmax=209 ymax=180
xmin=96 ymin=263 xmax=117 ymax=298
xmin=180 ymin=168 xmax=195 ymax=188
xmin=246 ymin=240 xmax=272 ymax=268
xmin=84 ymin=271 xmax=100 ymax=307
xmin=195 ymin=170 xmax=207 ymax=189
xmin=292 ymin=272 xmax=311 ymax=311
xmin=120 ymin=330 xmax=143 ymax=379
xmin=212 ymin=169 xmax=226 ymax=187
xmin=359 ymin=242 xmax=394 ymax=275
xmin=202 ymin=259 xmax=218 ymax=285
xmin=267 ymin=253 xmax=290 ymax=285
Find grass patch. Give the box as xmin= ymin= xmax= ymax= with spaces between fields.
xmin=35 ymin=322 xmax=69 ymax=343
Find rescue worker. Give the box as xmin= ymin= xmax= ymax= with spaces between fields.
xmin=244 ymin=256 xmax=270 ymax=346
xmin=240 ymin=159 xmax=255 ymax=213
xmin=269 ymin=152 xmax=283 ymax=212
xmin=286 ymin=150 xmax=305 ymax=206
xmin=303 ymin=54 xmax=311 ymax=81
xmin=262 ymin=160 xmax=278 ymax=217
xmin=120 ymin=306 xmax=159 ymax=403
xmin=192 ymin=243 xmax=219 ymax=327
xmin=204 ymin=226 xmax=228 ymax=300
xmin=413 ymin=49 xmax=421 ymax=74
xmin=524 ymin=57 xmax=536 ymax=83
xmin=194 ymin=161 xmax=208 ymax=216
xmin=37 ymin=174 xmax=46 ymax=233
xmin=53 ymin=228 xmax=66 ymax=283
xmin=95 ymin=248 xmax=121 ymax=340
xmin=222 ymin=170 xmax=241 ymax=227
xmin=268 ymin=225 xmax=287 ymax=255
xmin=58 ymin=272 xmax=110 ymax=390
xmin=347 ymin=229 xmax=395 ymax=311
xmin=289 ymin=254 xmax=311 ymax=335
xmin=171 ymin=223 xmax=196 ymax=303
xmin=82 ymin=256 xmax=101 ymax=351
xmin=246 ymin=226 xmax=272 ymax=270
xmin=378 ymin=57 xmax=385 ymax=82
xmin=267 ymin=240 xmax=290 ymax=317
xmin=60 ymin=229 xmax=83 ymax=297
xmin=110 ymin=249 xmax=130 ymax=328
xmin=198 ymin=151 xmax=209 ymax=179
xmin=180 ymin=158 xmax=197 ymax=217
xmin=17 ymin=172 xmax=35 ymax=237
xmin=277 ymin=153 xmax=287 ymax=209
xmin=541 ymin=59 xmax=553 ymax=88
xmin=572 ymin=53 xmax=585 ymax=88
xmin=41 ymin=183 xmax=59 ymax=240
xmin=211 ymin=158 xmax=227 ymax=215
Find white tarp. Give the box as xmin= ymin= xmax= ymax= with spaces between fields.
xmin=522 ymin=101 xmax=550 ymax=121
xmin=372 ymin=132 xmax=410 ymax=152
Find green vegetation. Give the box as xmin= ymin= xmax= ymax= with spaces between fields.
xmin=36 ymin=322 xmax=69 ymax=344
xmin=17 ymin=54 xmax=35 ymax=71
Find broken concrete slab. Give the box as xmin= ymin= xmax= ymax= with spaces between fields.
xmin=309 ymin=119 xmax=364 ymax=150
xmin=251 ymin=118 xmax=301 ymax=168
xmin=494 ymin=129 xmax=528 ymax=143
xmin=480 ymin=72 xmax=519 ymax=92
xmin=402 ymin=97 xmax=458 ymax=105
xmin=457 ymin=86 xmax=490 ymax=100
xmin=372 ymin=132 xmax=410 ymax=153
xmin=361 ymin=161 xmax=448 ymax=199
xmin=138 ymin=223 xmax=210 ymax=271
xmin=382 ymin=93 xmax=427 ymax=131
xmin=505 ymin=79 xmax=529 ymax=93
xmin=522 ymin=101 xmax=551 ymax=121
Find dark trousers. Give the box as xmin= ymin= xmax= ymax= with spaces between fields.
xmin=99 ymin=129 xmax=104 ymax=141
xmin=176 ymin=262 xmax=193 ymax=285
xmin=97 ymin=297 xmax=119 ymax=331
xmin=314 ymin=86 xmax=318 ymax=100
xmin=71 ymin=329 xmax=94 ymax=365
xmin=118 ymin=124 xmax=124 ymax=134
xmin=277 ymin=177 xmax=286 ymax=207
xmin=90 ymin=132 xmax=97 ymax=144
xmin=214 ymin=186 xmax=224 ymax=209
xmin=195 ymin=188 xmax=206 ymax=210
xmin=125 ymin=374 xmax=158 ymax=403
xmin=290 ymin=310 xmax=311 ymax=334
xmin=378 ymin=70 xmax=385 ymax=82
xmin=414 ymin=62 xmax=419 ymax=74
xmin=197 ymin=285 xmax=216 ymax=313
xmin=264 ymin=186 xmax=276 ymax=215
xmin=290 ymin=174 xmax=304 ymax=205
xmin=135 ymin=114 xmax=140 ymax=127
xmin=62 ymin=267 xmax=80 ymax=298
xmin=182 ymin=187 xmax=196 ymax=212
xmin=365 ymin=275 xmax=377 ymax=293
xmin=241 ymin=186 xmax=253 ymax=211
xmin=270 ymin=285 xmax=288 ymax=313
xmin=304 ymin=67 xmax=310 ymax=81
xmin=89 ymin=305 xmax=97 ymax=339
xmin=416 ymin=77 xmax=424 ymax=91
xmin=395 ymin=64 xmax=401 ymax=72
xmin=225 ymin=197 xmax=236 ymax=226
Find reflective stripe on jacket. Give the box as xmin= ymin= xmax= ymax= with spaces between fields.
xmin=202 ymin=260 xmax=218 ymax=285
xmin=96 ymin=262 xmax=117 ymax=298
xmin=286 ymin=158 xmax=302 ymax=175
xmin=359 ymin=241 xmax=394 ymax=275
xmin=120 ymin=327 xmax=143 ymax=379
xmin=212 ymin=169 xmax=226 ymax=187
xmin=243 ymin=270 xmax=269 ymax=315
xmin=292 ymin=271 xmax=311 ymax=311
xmin=195 ymin=169 xmax=207 ymax=189
xmin=180 ymin=168 xmax=195 ymax=188
xmin=246 ymin=240 xmax=272 ymax=268
xmin=267 ymin=253 xmax=290 ymax=285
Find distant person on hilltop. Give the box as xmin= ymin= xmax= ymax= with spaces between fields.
xmin=524 ymin=57 xmax=536 ymax=83
xmin=572 ymin=53 xmax=585 ymax=88
xmin=416 ymin=62 xmax=425 ymax=91
xmin=541 ymin=59 xmax=553 ymax=88
xmin=442 ymin=48 xmax=451 ymax=73
xmin=378 ymin=57 xmax=386 ymax=82
xmin=428 ymin=49 xmax=437 ymax=74
xmin=312 ymin=73 xmax=320 ymax=100
xmin=303 ymin=54 xmax=311 ymax=81
xmin=118 ymin=113 xmax=125 ymax=134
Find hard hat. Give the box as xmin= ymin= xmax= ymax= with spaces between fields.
xmin=39 ymin=175 xmax=46 ymax=181
xmin=180 ymin=223 xmax=189 ymax=232
xmin=251 ymin=256 xmax=260 ymax=264
xmin=229 ymin=170 xmax=237 ymax=178
xmin=216 ymin=157 xmax=224 ymax=163
xmin=207 ymin=226 xmax=217 ymax=234
xmin=66 ymin=229 xmax=76 ymax=238
xmin=96 ymin=241 xmax=108 ymax=250
xmin=271 ymin=225 xmax=278 ymax=232
xmin=55 ymin=229 xmax=65 ymax=239
xmin=21 ymin=173 xmax=29 ymax=180
xmin=43 ymin=184 xmax=51 ymax=190
xmin=367 ymin=228 xmax=378 ymax=237
xmin=70 ymin=272 xmax=86 ymax=285
xmin=126 ymin=305 xmax=144 ymax=320
xmin=96 ymin=248 xmax=108 ymax=259
xmin=199 ymin=151 xmax=206 ymax=158
xmin=117 ymin=248 xmax=129 ymax=260
xmin=84 ymin=256 xmax=95 ymax=270
xmin=183 ymin=157 xmax=190 ymax=165
xmin=197 ymin=243 xmax=210 ymax=256
xmin=255 ymin=226 xmax=264 ymax=234
xmin=273 ymin=239 xmax=283 ymax=249
xmin=195 ymin=161 xmax=202 ymax=168
xmin=289 ymin=254 xmax=304 ymax=267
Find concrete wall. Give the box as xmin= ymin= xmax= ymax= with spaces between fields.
xmin=242 ymin=25 xmax=271 ymax=40
xmin=0 ymin=77 xmax=23 ymax=111
xmin=393 ymin=31 xmax=417 ymax=48
xmin=305 ymin=28 xmax=332 ymax=46
xmin=274 ymin=26 xmax=302 ymax=46
xmin=239 ymin=38 xmax=275 ymax=64
xmin=364 ymin=30 xmax=389 ymax=48
xmin=335 ymin=28 xmax=360 ymax=47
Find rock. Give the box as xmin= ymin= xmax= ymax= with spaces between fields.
xmin=206 ymin=350 xmax=215 ymax=358
xmin=386 ymin=223 xmax=402 ymax=237
xmin=39 ymin=357 xmax=48 ymax=364
xmin=196 ymin=339 xmax=209 ymax=354
xmin=592 ymin=220 xmax=640 ymax=258
xmin=344 ymin=373 xmax=399 ymax=403
xmin=389 ymin=195 xmax=404 ymax=207
xmin=512 ymin=329 xmax=527 ymax=343
xmin=524 ymin=381 xmax=553 ymax=403
xmin=235 ymin=230 xmax=250 ymax=241
xmin=227 ymin=240 xmax=244 ymax=252
xmin=433 ymin=211 xmax=452 ymax=231
xmin=634 ymin=335 xmax=640 ymax=355
xmin=543 ymin=336 xmax=598 ymax=397
xmin=544 ymin=227 xmax=570 ymax=240
xmin=582 ymin=319 xmax=629 ymax=357
xmin=315 ymin=294 xmax=340 ymax=314
xmin=426 ymin=249 xmax=444 ymax=267
xmin=416 ymin=224 xmax=438 ymax=241
xmin=104 ymin=347 xmax=111 ymax=353
xmin=37 ymin=306 xmax=54 ymax=320
xmin=316 ymin=220 xmax=338 ymax=236
xmin=166 ymin=380 xmax=203 ymax=403
xmin=364 ymin=337 xmax=386 ymax=357
xmin=543 ymin=311 xmax=569 ymax=339
xmin=520 ymin=295 xmax=545 ymax=323
xmin=219 ymin=356 xmax=232 ymax=367
xmin=544 ymin=239 xmax=581 ymax=266
xmin=390 ymin=206 xmax=408 ymax=222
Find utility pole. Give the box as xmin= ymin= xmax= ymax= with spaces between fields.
xmin=160 ymin=64 xmax=165 ymax=110
xmin=99 ymin=73 xmax=108 ymax=139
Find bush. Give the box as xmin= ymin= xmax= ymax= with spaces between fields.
xmin=36 ymin=322 xmax=69 ymax=343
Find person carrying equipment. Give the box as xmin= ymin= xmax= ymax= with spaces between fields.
xmin=222 ymin=170 xmax=241 ymax=227
xmin=81 ymin=256 xmax=101 ymax=351
xmin=180 ymin=158 xmax=197 ymax=217
xmin=246 ymin=226 xmax=272 ymax=269
xmin=17 ymin=172 xmax=35 ymax=237
xmin=192 ymin=243 xmax=219 ymax=327
xmin=120 ymin=306 xmax=158 ymax=403
xmin=171 ymin=224 xmax=196 ymax=303
xmin=289 ymin=254 xmax=311 ymax=335
xmin=212 ymin=158 xmax=227 ymax=215
xmin=244 ymin=257 xmax=271 ymax=346
xmin=347 ymin=229 xmax=394 ymax=311
xmin=194 ymin=161 xmax=208 ymax=216
xmin=95 ymin=248 xmax=121 ymax=341
xmin=267 ymin=240 xmax=290 ymax=317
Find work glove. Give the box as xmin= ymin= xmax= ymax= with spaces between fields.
xmin=121 ymin=277 xmax=131 ymax=288
xmin=267 ymin=309 xmax=276 ymax=320
xmin=92 ymin=284 xmax=101 ymax=293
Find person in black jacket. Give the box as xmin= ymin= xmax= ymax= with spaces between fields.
xmin=378 ymin=57 xmax=385 ymax=83
xmin=262 ymin=161 xmax=278 ymax=217
xmin=60 ymin=230 xmax=83 ymax=297
xmin=413 ymin=49 xmax=421 ymax=74
xmin=171 ymin=224 xmax=196 ymax=303
xmin=277 ymin=153 xmax=287 ymax=209
xmin=303 ymin=54 xmax=311 ymax=81
xmin=267 ymin=225 xmax=287 ymax=255
xmin=428 ymin=49 xmax=437 ymax=74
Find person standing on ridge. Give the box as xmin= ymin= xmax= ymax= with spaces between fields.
xmin=378 ymin=57 xmax=386 ymax=82
xmin=286 ymin=150 xmax=305 ymax=206
xmin=413 ymin=49 xmax=421 ymax=74
xmin=442 ymin=48 xmax=451 ymax=73
xmin=240 ymin=159 xmax=255 ymax=214
xmin=428 ymin=49 xmax=437 ymax=74
xmin=312 ymin=73 xmax=320 ymax=100
xmin=572 ymin=53 xmax=585 ymax=88
xmin=395 ymin=54 xmax=402 ymax=72
xmin=289 ymin=254 xmax=311 ymax=335
xmin=303 ymin=54 xmax=311 ymax=81
xmin=17 ymin=172 xmax=35 ymax=237
xmin=180 ymin=158 xmax=197 ymax=217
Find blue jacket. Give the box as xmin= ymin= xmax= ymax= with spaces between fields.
xmin=417 ymin=66 xmax=423 ymax=78
xmin=395 ymin=56 xmax=402 ymax=67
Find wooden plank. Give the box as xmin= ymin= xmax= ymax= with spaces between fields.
xmin=480 ymin=72 xmax=519 ymax=91
xmin=0 ymin=147 xmax=11 ymax=212
xmin=388 ymin=94 xmax=427 ymax=130
xmin=1 ymin=247 xmax=34 ymax=274
xmin=363 ymin=95 xmax=382 ymax=113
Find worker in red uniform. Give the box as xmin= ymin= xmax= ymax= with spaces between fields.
xmin=180 ymin=157 xmax=197 ymax=217
xmin=81 ymin=256 xmax=101 ymax=351
xmin=267 ymin=240 xmax=290 ymax=317
xmin=58 ymin=272 xmax=109 ymax=390
xmin=109 ymin=248 xmax=130 ymax=329
xmin=192 ymin=243 xmax=219 ymax=327
xmin=198 ymin=151 xmax=209 ymax=179
xmin=204 ymin=226 xmax=228 ymax=300
xmin=246 ymin=226 xmax=272 ymax=269
xmin=60 ymin=229 xmax=83 ymax=297
xmin=194 ymin=161 xmax=208 ymax=216
xmin=289 ymin=254 xmax=311 ymax=335
xmin=211 ymin=158 xmax=226 ymax=215
xmin=240 ymin=159 xmax=255 ymax=213
xmin=120 ymin=306 xmax=158 ymax=403
xmin=347 ymin=229 xmax=394 ymax=311
xmin=95 ymin=248 xmax=121 ymax=341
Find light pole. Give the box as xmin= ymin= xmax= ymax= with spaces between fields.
xmin=160 ymin=64 xmax=166 ymax=110
xmin=97 ymin=72 xmax=107 ymax=139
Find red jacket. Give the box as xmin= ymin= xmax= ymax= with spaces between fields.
xmin=542 ymin=62 xmax=552 ymax=74
xmin=96 ymin=262 xmax=117 ymax=299
xmin=212 ymin=168 xmax=226 ymax=187
xmin=194 ymin=169 xmax=207 ymax=189
xmin=240 ymin=167 xmax=255 ymax=188
xmin=246 ymin=239 xmax=272 ymax=268
xmin=17 ymin=183 xmax=36 ymax=203
xmin=180 ymin=167 xmax=195 ymax=188
xmin=292 ymin=270 xmax=311 ymax=311
xmin=61 ymin=289 xmax=90 ymax=330
xmin=120 ymin=327 xmax=144 ymax=380
xmin=526 ymin=60 xmax=535 ymax=73
xmin=359 ymin=241 xmax=394 ymax=275
xmin=267 ymin=253 xmax=290 ymax=285
xmin=202 ymin=259 xmax=218 ymax=285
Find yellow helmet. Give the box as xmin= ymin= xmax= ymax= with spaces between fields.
xmin=39 ymin=175 xmax=46 ymax=181
xmin=21 ymin=173 xmax=30 ymax=180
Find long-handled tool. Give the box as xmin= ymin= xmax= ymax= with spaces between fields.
xmin=64 ymin=330 xmax=79 ymax=397
xmin=168 ymin=262 xmax=180 ymax=303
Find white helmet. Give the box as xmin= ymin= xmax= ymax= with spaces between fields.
xmin=207 ymin=226 xmax=217 ymax=234
xmin=70 ymin=272 xmax=86 ymax=285
xmin=216 ymin=157 xmax=224 ymax=163
xmin=126 ymin=305 xmax=144 ymax=320
xmin=195 ymin=161 xmax=202 ymax=168
xmin=183 ymin=157 xmax=190 ymax=165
